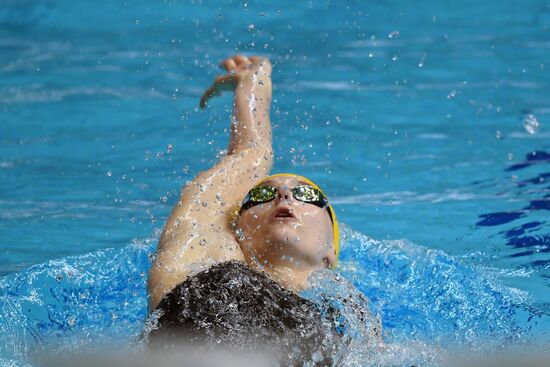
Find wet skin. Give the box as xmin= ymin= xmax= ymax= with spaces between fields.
xmin=147 ymin=55 xmax=334 ymax=310
xmin=237 ymin=175 xmax=336 ymax=273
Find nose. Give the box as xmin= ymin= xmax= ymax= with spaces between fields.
xmin=274 ymin=185 xmax=294 ymax=205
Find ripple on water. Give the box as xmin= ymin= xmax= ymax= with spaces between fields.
xmin=0 ymin=85 xmax=166 ymax=104
xmin=332 ymin=189 xmax=488 ymax=206
xmin=0 ymin=225 xmax=535 ymax=366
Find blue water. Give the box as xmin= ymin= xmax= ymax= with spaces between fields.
xmin=1 ymin=0 xmax=549 ymax=365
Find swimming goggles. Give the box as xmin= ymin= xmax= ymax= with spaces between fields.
xmin=239 ymin=184 xmax=333 ymax=222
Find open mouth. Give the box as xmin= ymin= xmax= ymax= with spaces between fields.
xmin=272 ymin=207 xmax=296 ymax=220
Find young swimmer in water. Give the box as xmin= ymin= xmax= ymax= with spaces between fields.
xmin=146 ymin=55 xmax=374 ymax=364
xmin=147 ymin=55 xmax=337 ymax=309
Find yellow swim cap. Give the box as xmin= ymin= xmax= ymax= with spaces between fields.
xmin=248 ymin=173 xmax=340 ymax=264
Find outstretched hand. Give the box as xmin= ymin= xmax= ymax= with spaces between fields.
xmin=200 ymin=55 xmax=271 ymax=109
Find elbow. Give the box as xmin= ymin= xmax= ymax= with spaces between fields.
xmin=226 ymin=144 xmax=273 ymax=163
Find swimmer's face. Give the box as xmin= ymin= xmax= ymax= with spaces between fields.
xmin=236 ymin=176 xmax=336 ymax=270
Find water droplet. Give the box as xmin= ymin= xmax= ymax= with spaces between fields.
xmin=523 ymin=114 xmax=540 ymax=134
xmin=311 ymin=350 xmax=324 ymax=362
xmin=388 ymin=31 xmax=399 ymax=39
xmin=391 ymin=55 xmax=398 ymax=61
xmin=235 ymin=228 xmax=245 ymax=241
xmin=67 ymin=317 xmax=76 ymax=326
xmin=447 ymin=90 xmax=457 ymax=99
xmin=202 ymin=201 xmax=208 ymax=207
xmin=495 ymin=130 xmax=502 ymax=139
xmin=507 ymin=153 xmax=514 ymax=160
xmin=107 ymin=171 xmax=112 ymax=177
xmin=368 ymin=52 xmax=374 ymax=58
xmin=247 ymin=24 xmax=255 ymax=31
xmin=167 ymin=144 xmax=173 ymax=153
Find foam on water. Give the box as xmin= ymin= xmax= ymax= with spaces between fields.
xmin=338 ymin=226 xmax=527 ymax=346
xmin=0 ymin=225 xmax=534 ymax=366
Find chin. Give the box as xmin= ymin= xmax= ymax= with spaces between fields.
xmin=266 ymin=231 xmax=316 ymax=258
xmin=264 ymin=225 xmax=299 ymax=245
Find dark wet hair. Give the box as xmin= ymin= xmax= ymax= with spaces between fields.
xmin=145 ymin=261 xmax=344 ymax=366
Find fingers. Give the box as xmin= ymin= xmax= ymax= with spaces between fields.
xmin=220 ymin=55 xmax=257 ymax=72
xmin=199 ymin=74 xmax=237 ymax=109
xmin=202 ymin=55 xmax=268 ymax=109
xmin=220 ymin=58 xmax=237 ymax=71
xmin=233 ymin=55 xmax=251 ymax=66
xmin=199 ymin=83 xmax=216 ymax=109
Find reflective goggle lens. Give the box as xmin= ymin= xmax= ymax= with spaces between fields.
xmin=240 ymin=185 xmax=328 ymax=212
xmin=249 ymin=185 xmax=277 ymax=202
xmin=294 ymin=185 xmax=321 ymax=202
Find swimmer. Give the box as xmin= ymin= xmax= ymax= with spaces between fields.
xmin=146 ymin=55 xmax=373 ymax=364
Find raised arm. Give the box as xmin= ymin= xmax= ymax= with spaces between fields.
xmin=147 ymin=55 xmax=274 ymax=310
xmin=201 ymin=55 xmax=272 ymax=154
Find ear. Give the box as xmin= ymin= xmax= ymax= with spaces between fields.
xmin=322 ymin=241 xmax=337 ymax=268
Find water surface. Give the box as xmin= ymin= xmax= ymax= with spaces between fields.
xmin=1 ymin=0 xmax=549 ymax=365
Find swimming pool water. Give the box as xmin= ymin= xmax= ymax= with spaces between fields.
xmin=1 ymin=0 xmax=549 ymax=365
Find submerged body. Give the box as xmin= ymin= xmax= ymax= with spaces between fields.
xmin=146 ymin=55 xmax=380 ymax=364
xmin=148 ymin=261 xmax=343 ymax=365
